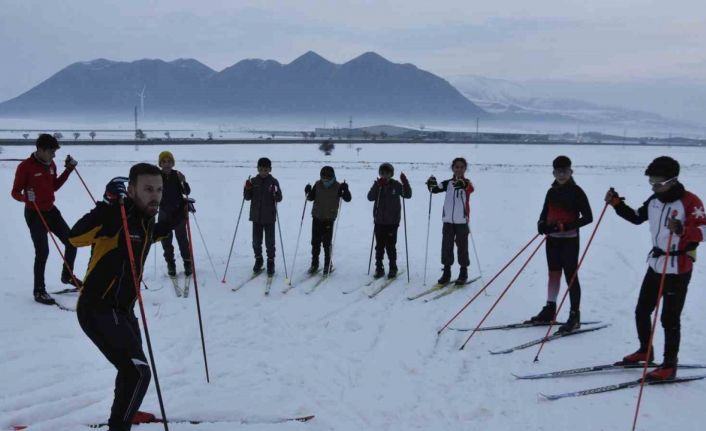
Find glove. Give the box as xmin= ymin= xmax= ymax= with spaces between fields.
xmin=185 ymin=197 xmax=196 ymax=213
xmin=538 ymin=221 xmax=563 ymax=235
xmin=244 ymin=179 xmax=253 ymax=190
xmin=64 ymin=155 xmax=78 ymax=170
xmin=426 ymin=176 xmax=437 ymax=191
xmin=103 ymin=176 xmax=128 ymax=204
xmin=270 ymin=184 xmax=279 ymax=195
xmin=605 ymin=188 xmax=623 ymax=207
xmin=400 ymin=172 xmax=409 ymax=185
xmin=26 ymin=188 xmax=36 ymax=203
xmin=376 ymin=177 xmax=387 ymax=187
xmin=305 ymin=184 xmax=312 ymax=195
xmin=668 ymin=218 xmax=684 ymax=235
xmin=338 ymin=182 xmax=349 ymax=196
xmin=453 ymin=179 xmax=467 ymax=190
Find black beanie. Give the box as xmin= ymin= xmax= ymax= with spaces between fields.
xmin=379 ymin=162 xmax=394 ymax=176
xmin=257 ymin=157 xmax=272 ymax=168
xmin=645 ymin=156 xmax=679 ymax=178
xmin=36 ymin=134 xmax=60 ymax=150
xmin=553 ymin=155 xmax=571 ymax=169
xmin=320 ymin=166 xmax=335 ymax=178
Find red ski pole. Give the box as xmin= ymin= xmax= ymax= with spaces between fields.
xmin=437 ymin=233 xmax=541 ymax=335
xmin=631 ymin=211 xmax=677 ymax=431
xmin=533 ymin=202 xmax=609 ymax=362
xmin=74 ymin=167 xmax=97 ymax=203
xmin=459 ymin=236 xmax=546 ymax=350
xmin=30 ymin=200 xmax=82 ymax=288
xmin=184 ymin=209 xmax=210 ymax=383
xmin=119 ymin=199 xmax=169 ymax=431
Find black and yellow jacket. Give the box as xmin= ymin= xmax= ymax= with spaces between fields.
xmin=69 ymin=198 xmax=175 ymax=311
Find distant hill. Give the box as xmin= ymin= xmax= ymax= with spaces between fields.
xmin=0 ymin=52 xmax=485 ymax=121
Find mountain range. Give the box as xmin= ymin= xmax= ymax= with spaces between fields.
xmin=0 ymin=52 xmax=485 ymax=121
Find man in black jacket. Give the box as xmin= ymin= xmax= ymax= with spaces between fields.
xmin=244 ymin=157 xmax=283 ymax=276
xmin=157 ymin=151 xmax=193 ymax=277
xmin=304 ymin=166 xmax=352 ymax=275
xmin=529 ymin=156 xmax=593 ymax=332
xmin=367 ymin=163 xmax=412 ymax=279
xmin=70 ymin=163 xmax=182 ymax=431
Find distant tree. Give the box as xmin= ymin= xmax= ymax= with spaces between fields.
xmin=22 ymin=133 xmax=29 ymax=139
xmin=356 ymin=147 xmax=362 ymax=157
xmin=135 ymin=129 xmax=146 ymax=140
xmin=271 ymin=133 xmax=275 ymax=139
xmin=309 ymin=132 xmax=316 ymax=139
xmin=207 ymin=132 xmax=213 ymax=141
xmin=89 ymin=131 xmax=96 ymax=140
xmin=53 ymin=132 xmax=63 ymax=140
xmin=301 ymin=132 xmax=308 ymax=139
xmin=319 ymin=139 xmax=335 ymax=155
xmin=73 ymin=132 xmax=80 ymax=140
xmin=164 ymin=131 xmax=171 ymax=140
xmin=190 ymin=133 xmax=194 ymax=138
xmin=380 ymin=132 xmax=388 ymax=139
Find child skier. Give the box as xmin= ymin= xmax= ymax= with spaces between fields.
xmin=157 ymin=151 xmax=193 ymax=277
xmin=426 ymin=157 xmax=475 ymax=285
xmin=367 ymin=162 xmax=412 ymax=279
xmin=304 ymin=166 xmax=352 ymax=275
xmin=529 ymin=156 xmax=593 ymax=333
xmin=244 ymin=157 xmax=283 ymax=276
xmin=606 ymin=156 xmax=705 ymax=380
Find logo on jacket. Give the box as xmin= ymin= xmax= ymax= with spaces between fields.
xmin=693 ymin=207 xmax=706 ymax=219
xmin=34 ymin=173 xmax=42 ymax=177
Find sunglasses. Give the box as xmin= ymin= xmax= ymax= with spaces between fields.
xmin=648 ymin=176 xmax=677 ymax=188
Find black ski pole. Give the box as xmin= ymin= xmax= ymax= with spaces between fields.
xmin=402 ymin=188 xmax=410 ymax=283
xmin=192 ymin=212 xmax=219 ymax=280
xmin=367 ymin=183 xmax=382 ymax=275
xmin=327 ymin=191 xmax=344 ymax=275
xmin=184 ymin=209 xmax=210 ymax=383
xmin=423 ymin=190 xmax=432 ymax=286
xmin=275 ymin=199 xmax=289 ymax=280
xmin=287 ymin=195 xmax=308 ymax=286
xmin=222 ymin=177 xmax=249 ymax=283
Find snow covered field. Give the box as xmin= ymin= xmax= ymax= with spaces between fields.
xmin=1 ymin=142 xmax=705 ymax=430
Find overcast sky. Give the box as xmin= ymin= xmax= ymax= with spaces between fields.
xmin=1 ymin=0 xmax=705 ymax=102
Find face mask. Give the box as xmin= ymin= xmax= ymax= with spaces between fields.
xmin=323 ymin=177 xmax=335 ymax=188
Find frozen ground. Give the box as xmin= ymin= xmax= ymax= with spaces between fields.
xmin=1 ymin=142 xmax=705 ymax=430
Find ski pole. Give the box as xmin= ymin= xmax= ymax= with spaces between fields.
xmin=367 ymin=184 xmax=382 ymax=275
xmin=73 ymin=166 xmax=97 ymax=203
xmin=402 ymin=190 xmax=410 ymax=283
xmin=459 ymin=236 xmax=546 ymax=350
xmin=533 ymin=203 xmax=609 ymax=362
xmin=423 ymin=190 xmax=432 ymax=286
xmin=327 ymin=192 xmax=344 ymax=275
xmin=275 ymin=200 xmax=289 ymax=280
xmin=184 ymin=210 xmax=210 ymax=383
xmin=30 ymin=200 xmax=82 ymax=288
xmin=631 ymin=211 xmax=677 ymax=431
xmin=437 ymin=233 xmax=541 ymax=334
xmin=119 ymin=198 xmax=169 ymax=431
xmin=468 ymin=225 xmax=487 ymax=295
xmin=287 ymin=195 xmax=308 ymax=285
xmin=192 ymin=212 xmax=219 ymax=281
xmin=221 ymin=180 xmax=248 ymax=283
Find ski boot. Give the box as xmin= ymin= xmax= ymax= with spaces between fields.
xmin=34 ymin=291 xmax=56 ymax=305
xmin=253 ymin=256 xmax=264 ymax=273
xmin=646 ymin=361 xmax=677 ymax=381
xmin=374 ymin=264 xmax=385 ymax=279
xmin=266 ymin=258 xmax=275 ymax=277
xmin=454 ymin=266 xmax=468 ymax=286
xmin=438 ymin=265 xmax=452 ymax=284
xmin=132 ymin=411 xmax=157 ymax=424
xmin=307 ymin=256 xmax=319 ymax=275
xmin=184 ymin=259 xmax=193 ymax=277
xmin=526 ymin=301 xmax=557 ymax=324
xmin=167 ymin=260 xmax=177 ymax=277
xmin=61 ymin=273 xmax=83 ymax=288
xmin=387 ymin=264 xmax=398 ymax=280
xmin=617 ymin=349 xmax=654 ymax=366
xmin=557 ymin=309 xmax=581 ymax=333
xmin=322 ymin=248 xmax=332 ymax=276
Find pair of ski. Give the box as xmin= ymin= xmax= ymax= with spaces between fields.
xmin=406 ymin=276 xmax=481 ymax=302
xmin=341 ymin=270 xmax=405 ymax=298
xmin=513 ymin=361 xmax=706 ymax=400
xmin=231 ymin=269 xmax=275 ymax=296
xmin=169 ymin=273 xmax=192 ymax=298
xmin=12 ymin=414 xmax=314 ymax=429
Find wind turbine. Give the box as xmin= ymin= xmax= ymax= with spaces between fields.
xmin=137 ymin=85 xmax=146 ymax=116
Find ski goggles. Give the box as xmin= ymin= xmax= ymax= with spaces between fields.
xmin=648 ymin=176 xmax=677 ymax=188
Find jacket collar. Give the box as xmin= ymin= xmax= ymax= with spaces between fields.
xmin=656 ymin=181 xmax=685 ymax=203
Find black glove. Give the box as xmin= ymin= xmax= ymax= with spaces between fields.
xmin=185 ymin=197 xmax=196 ymax=213
xmin=453 ymin=179 xmax=467 ymax=190
xmin=305 ymin=184 xmax=312 ymax=195
xmin=538 ymin=221 xmax=561 ymax=235
xmin=64 ymin=155 xmax=78 ymax=170
xmin=338 ymin=182 xmax=349 ymax=196
xmin=605 ymin=187 xmax=623 ymax=207
xmin=426 ymin=176 xmax=437 ymax=191
xmin=668 ymin=218 xmax=683 ymax=235
xmin=103 ymin=177 xmax=128 ymax=204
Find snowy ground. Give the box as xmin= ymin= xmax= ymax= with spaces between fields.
xmin=1 ymin=142 xmax=705 ymax=430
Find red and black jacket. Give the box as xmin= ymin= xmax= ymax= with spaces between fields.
xmin=538 ymin=178 xmax=593 ymax=236
xmin=11 ymin=153 xmax=71 ymax=211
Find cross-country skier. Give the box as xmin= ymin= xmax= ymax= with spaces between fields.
xmin=244 ymin=157 xmax=283 ymax=276
xmin=528 ymin=156 xmax=593 ymax=333
xmin=157 ymin=151 xmax=194 ymax=277
xmin=10 ymin=133 xmax=80 ymax=305
xmin=367 ymin=163 xmax=412 ymax=279
xmin=426 ymin=157 xmax=475 ymax=286
xmin=606 ymin=156 xmax=705 ymax=380
xmin=69 ymin=163 xmax=184 ymax=430
xmin=304 ymin=166 xmax=351 ymax=275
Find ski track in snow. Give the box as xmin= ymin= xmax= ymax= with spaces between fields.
xmin=1 ymin=143 xmax=706 ymax=430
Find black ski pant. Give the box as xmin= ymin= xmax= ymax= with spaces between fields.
xmin=24 ymin=206 xmax=77 ymax=293
xmin=374 ymin=223 xmax=398 ymax=269
xmin=78 ymin=305 xmax=151 ymax=431
xmin=311 ymin=218 xmax=334 ymax=263
xmin=546 ymin=236 xmax=581 ymax=311
xmin=160 ymin=217 xmax=191 ymax=265
xmin=441 ymin=223 xmax=470 ymax=268
xmin=252 ymin=222 xmax=276 ymax=260
xmin=635 ymin=267 xmax=690 ymax=364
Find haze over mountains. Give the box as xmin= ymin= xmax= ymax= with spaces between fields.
xmin=0 ymin=51 xmax=485 ymax=122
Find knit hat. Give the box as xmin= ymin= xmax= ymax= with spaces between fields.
xmin=158 ymin=151 xmax=174 ymax=164
xmin=320 ymin=166 xmax=335 ymax=179
xmin=379 ymin=162 xmax=394 ymax=176
xmin=258 ymin=157 xmax=272 ymax=168
xmin=553 ymin=156 xmax=571 ymax=169
xmin=645 ymin=156 xmax=679 ymax=178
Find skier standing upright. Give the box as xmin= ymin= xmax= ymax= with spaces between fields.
xmin=606 ymin=156 xmax=705 ymax=380
xmin=426 ymin=157 xmax=475 ymax=286
xmin=10 ymin=133 xmax=80 ymax=305
xmin=367 ymin=163 xmax=412 ymax=279
xmin=157 ymin=151 xmax=193 ymax=277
